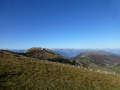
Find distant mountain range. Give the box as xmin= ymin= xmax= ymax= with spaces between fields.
xmin=52 ymin=48 xmax=120 ymax=58
xmin=52 ymin=48 xmax=86 ymax=58
xmin=4 ymin=48 xmax=120 ymax=58
xmin=6 ymin=49 xmax=26 ymax=53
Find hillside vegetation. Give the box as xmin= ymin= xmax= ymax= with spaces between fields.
xmin=24 ymin=47 xmax=74 ymax=65
xmin=25 ymin=47 xmax=62 ymax=59
xmin=0 ymin=50 xmax=120 ymax=90
xmin=71 ymin=50 xmax=120 ymax=74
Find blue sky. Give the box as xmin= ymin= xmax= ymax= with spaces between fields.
xmin=0 ymin=0 xmax=120 ymax=49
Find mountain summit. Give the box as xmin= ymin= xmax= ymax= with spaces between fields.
xmin=71 ymin=50 xmax=120 ymax=73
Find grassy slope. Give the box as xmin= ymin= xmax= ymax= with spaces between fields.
xmin=25 ymin=48 xmax=63 ymax=59
xmin=0 ymin=50 xmax=120 ymax=90
xmin=71 ymin=51 xmax=120 ymax=74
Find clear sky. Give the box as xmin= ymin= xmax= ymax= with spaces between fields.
xmin=0 ymin=0 xmax=120 ymax=49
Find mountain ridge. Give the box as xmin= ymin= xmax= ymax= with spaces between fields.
xmin=71 ymin=50 xmax=120 ymax=74
xmin=5 ymin=48 xmax=120 ymax=58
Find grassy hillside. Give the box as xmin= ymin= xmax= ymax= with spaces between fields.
xmin=71 ymin=50 xmax=120 ymax=74
xmin=24 ymin=47 xmax=63 ymax=59
xmin=24 ymin=47 xmax=74 ymax=65
xmin=0 ymin=50 xmax=120 ymax=90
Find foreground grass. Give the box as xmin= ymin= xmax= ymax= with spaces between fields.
xmin=0 ymin=50 xmax=120 ymax=90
